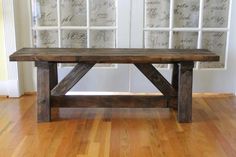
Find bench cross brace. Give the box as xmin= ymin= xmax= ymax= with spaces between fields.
xmin=134 ymin=64 xmax=177 ymax=97
xmin=51 ymin=63 xmax=95 ymax=96
xmin=36 ymin=61 xmax=194 ymax=123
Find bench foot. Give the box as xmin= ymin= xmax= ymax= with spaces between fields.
xmin=36 ymin=62 xmax=58 ymax=122
xmin=177 ymin=62 xmax=194 ymax=123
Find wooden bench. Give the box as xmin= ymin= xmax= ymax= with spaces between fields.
xmin=10 ymin=48 xmax=219 ymax=123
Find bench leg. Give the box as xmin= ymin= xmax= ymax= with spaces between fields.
xmin=36 ymin=62 xmax=58 ymax=122
xmin=177 ymin=62 xmax=194 ymax=123
xmin=170 ymin=63 xmax=179 ymax=109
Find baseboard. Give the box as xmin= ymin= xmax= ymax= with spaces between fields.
xmin=67 ymin=91 xmax=234 ymax=97
xmin=0 ymin=80 xmax=24 ymax=97
xmin=7 ymin=79 xmax=23 ymax=97
xmin=20 ymin=91 xmax=235 ymax=97
xmin=0 ymin=95 xmax=8 ymax=98
xmin=0 ymin=81 xmax=8 ymax=96
xmin=6 ymin=91 xmax=236 ymax=97
xmin=193 ymin=93 xmax=235 ymax=97
xmin=24 ymin=91 xmax=36 ymax=95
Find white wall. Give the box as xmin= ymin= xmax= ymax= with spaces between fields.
xmin=14 ymin=0 xmax=36 ymax=93
xmin=2 ymin=0 xmax=23 ymax=97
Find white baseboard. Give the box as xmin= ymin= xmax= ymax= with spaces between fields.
xmin=7 ymin=79 xmax=22 ymax=97
xmin=0 ymin=80 xmax=23 ymax=97
xmin=0 ymin=81 xmax=8 ymax=96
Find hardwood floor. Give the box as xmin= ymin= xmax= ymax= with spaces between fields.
xmin=0 ymin=94 xmax=236 ymax=157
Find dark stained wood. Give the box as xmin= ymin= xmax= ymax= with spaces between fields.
xmin=172 ymin=63 xmax=179 ymax=91
xmin=135 ymin=63 xmax=177 ymax=97
xmin=51 ymin=63 xmax=95 ymax=96
xmin=51 ymin=95 xmax=176 ymax=108
xmin=177 ymin=62 xmax=194 ymax=123
xmin=10 ymin=48 xmax=220 ymax=63
xmin=170 ymin=63 xmax=179 ymax=109
xmin=10 ymin=48 xmax=220 ymax=123
xmin=50 ymin=63 xmax=58 ymax=90
xmin=36 ymin=62 xmax=57 ymax=122
xmin=49 ymin=63 xmax=59 ymax=117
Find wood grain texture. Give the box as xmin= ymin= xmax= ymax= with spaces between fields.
xmin=10 ymin=48 xmax=220 ymax=63
xmin=135 ymin=64 xmax=177 ymax=97
xmin=170 ymin=63 xmax=179 ymax=109
xmin=51 ymin=63 xmax=95 ymax=96
xmin=49 ymin=63 xmax=59 ymax=118
xmin=1 ymin=95 xmax=236 ymax=157
xmin=11 ymin=48 xmax=219 ymax=124
xmin=50 ymin=63 xmax=58 ymax=90
xmin=172 ymin=63 xmax=179 ymax=91
xmin=36 ymin=62 xmax=54 ymax=122
xmin=177 ymin=62 xmax=194 ymax=123
xmin=51 ymin=95 xmax=175 ymax=108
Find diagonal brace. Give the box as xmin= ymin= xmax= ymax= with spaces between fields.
xmin=135 ymin=63 xmax=177 ymax=97
xmin=51 ymin=63 xmax=95 ymax=96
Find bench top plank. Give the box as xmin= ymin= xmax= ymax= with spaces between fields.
xmin=10 ymin=48 xmax=220 ymax=63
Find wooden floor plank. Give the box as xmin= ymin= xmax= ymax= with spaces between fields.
xmin=0 ymin=95 xmax=236 ymax=157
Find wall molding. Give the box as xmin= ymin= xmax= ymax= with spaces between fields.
xmin=0 ymin=81 xmax=8 ymax=96
xmin=0 ymin=80 xmax=22 ymax=97
xmin=2 ymin=0 xmax=24 ymax=97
